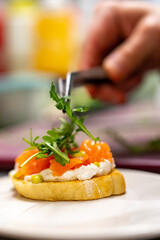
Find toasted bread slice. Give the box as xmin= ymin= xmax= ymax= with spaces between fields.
xmin=11 ymin=169 xmax=125 ymax=201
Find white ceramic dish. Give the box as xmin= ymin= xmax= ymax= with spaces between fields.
xmin=0 ymin=169 xmax=160 ymax=240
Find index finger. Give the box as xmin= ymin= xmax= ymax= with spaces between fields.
xmin=81 ymin=2 xmax=120 ymax=69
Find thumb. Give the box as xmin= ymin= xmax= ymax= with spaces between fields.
xmin=103 ymin=15 xmax=158 ymax=82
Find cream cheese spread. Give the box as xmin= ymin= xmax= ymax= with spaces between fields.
xmin=24 ymin=159 xmax=115 ymax=182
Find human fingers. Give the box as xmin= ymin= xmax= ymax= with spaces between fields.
xmin=86 ymin=75 xmax=141 ymax=103
xmin=103 ymin=15 xmax=160 ymax=82
xmin=81 ymin=2 xmax=121 ymax=70
xmin=81 ymin=0 xmax=150 ymax=71
xmin=86 ymin=84 xmax=126 ymax=103
xmin=117 ymin=75 xmax=143 ymax=92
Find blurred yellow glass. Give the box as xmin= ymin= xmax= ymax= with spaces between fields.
xmin=33 ymin=4 xmax=80 ymax=77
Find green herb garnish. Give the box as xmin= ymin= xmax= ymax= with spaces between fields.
xmin=20 ymin=83 xmax=99 ymax=168
xmin=50 ymin=83 xmax=99 ymax=142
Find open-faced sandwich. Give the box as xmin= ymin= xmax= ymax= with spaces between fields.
xmin=10 ymin=83 xmax=125 ymax=201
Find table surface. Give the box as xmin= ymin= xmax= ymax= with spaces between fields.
xmin=0 ymin=101 xmax=160 ymax=240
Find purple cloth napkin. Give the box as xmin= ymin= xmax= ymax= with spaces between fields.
xmin=115 ymin=155 xmax=160 ymax=173
xmin=0 ymin=101 xmax=160 ymax=172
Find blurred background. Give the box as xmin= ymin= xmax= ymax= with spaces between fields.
xmin=0 ymin=0 xmax=159 ymax=127
xmin=0 ymin=0 xmax=160 ymax=171
xmin=0 ymin=0 xmax=83 ymax=127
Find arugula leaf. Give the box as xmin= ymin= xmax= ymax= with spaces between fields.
xmin=50 ymin=83 xmax=99 ymax=142
xmin=21 ymin=119 xmax=78 ymax=167
xmin=20 ymin=152 xmax=40 ymax=168
xmin=50 ymin=83 xmax=60 ymax=103
xmin=44 ymin=142 xmax=69 ymax=166
xmin=72 ymin=106 xmax=89 ymax=113
xmin=21 ymin=83 xmax=99 ymax=168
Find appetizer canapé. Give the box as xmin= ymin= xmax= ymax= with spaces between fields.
xmin=10 ymin=84 xmax=125 ymax=201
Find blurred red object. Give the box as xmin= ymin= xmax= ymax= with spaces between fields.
xmin=0 ymin=10 xmax=8 ymax=73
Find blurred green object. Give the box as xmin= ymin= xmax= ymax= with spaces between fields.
xmin=129 ymin=70 xmax=160 ymax=102
xmin=71 ymin=70 xmax=160 ymax=111
xmin=1 ymin=69 xmax=159 ymax=128
xmin=106 ymin=129 xmax=160 ymax=155
xmin=71 ymin=86 xmax=105 ymax=111
xmin=0 ymin=72 xmax=50 ymax=128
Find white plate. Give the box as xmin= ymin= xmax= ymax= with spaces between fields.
xmin=0 ymin=169 xmax=160 ymax=240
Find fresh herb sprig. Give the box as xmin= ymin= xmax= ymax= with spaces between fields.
xmin=21 ymin=83 xmax=99 ymax=168
xmin=50 ymin=83 xmax=99 ymax=142
xmin=22 ymin=119 xmax=76 ymax=167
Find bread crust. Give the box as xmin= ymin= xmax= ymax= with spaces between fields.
xmin=11 ymin=169 xmax=125 ymax=201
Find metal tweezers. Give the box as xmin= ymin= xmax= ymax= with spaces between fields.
xmin=57 ymin=66 xmax=113 ymax=99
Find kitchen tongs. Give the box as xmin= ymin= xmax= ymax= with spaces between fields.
xmin=57 ymin=66 xmax=113 ymax=98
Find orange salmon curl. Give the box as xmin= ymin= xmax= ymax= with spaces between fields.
xmin=15 ymin=140 xmax=113 ymax=178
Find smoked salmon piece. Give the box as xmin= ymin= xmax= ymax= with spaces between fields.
xmin=80 ymin=140 xmax=113 ymax=163
xmin=50 ymin=153 xmax=88 ymax=176
xmin=15 ymin=139 xmax=113 ymax=178
xmin=15 ymin=149 xmax=53 ymax=178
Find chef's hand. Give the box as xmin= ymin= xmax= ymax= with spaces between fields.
xmin=81 ymin=1 xmax=160 ymax=103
